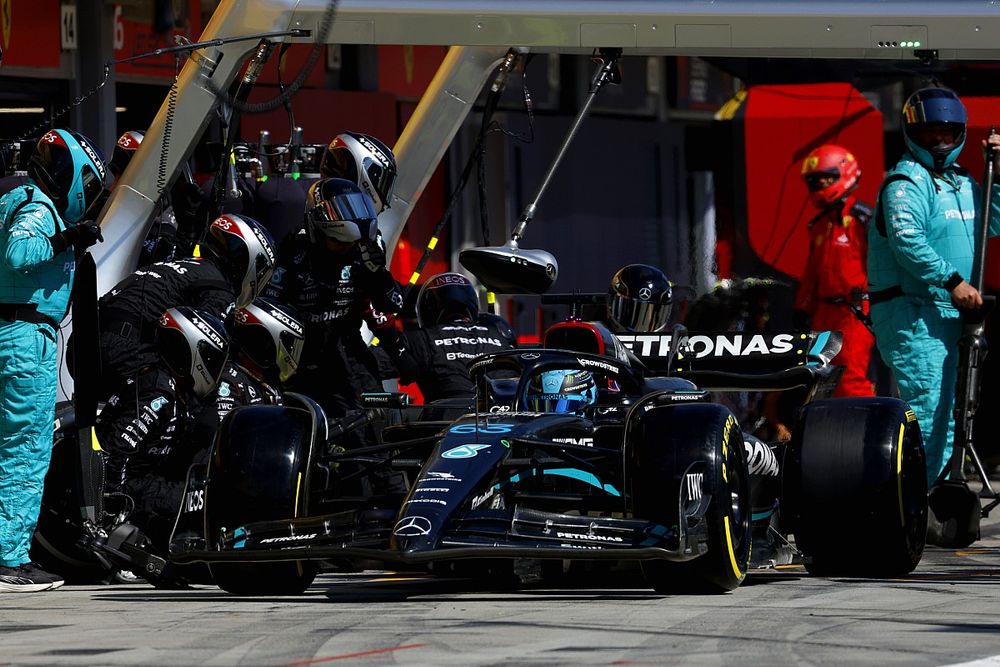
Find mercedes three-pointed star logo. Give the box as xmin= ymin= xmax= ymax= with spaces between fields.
xmin=638 ymin=287 xmax=653 ymax=300
xmin=393 ymin=515 xmax=433 ymax=537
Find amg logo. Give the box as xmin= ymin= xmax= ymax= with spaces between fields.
xmin=686 ymin=473 xmax=704 ymax=501
xmin=555 ymin=532 xmax=624 ymax=543
xmin=259 ymin=534 xmax=317 ymax=544
xmin=552 ymin=437 xmax=594 ymax=447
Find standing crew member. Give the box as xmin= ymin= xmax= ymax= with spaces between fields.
xmin=0 ymin=129 xmax=105 ymax=592
xmin=869 ymin=86 xmax=1000 ymax=485
xmin=381 ymin=272 xmax=517 ymax=402
xmin=794 ymin=144 xmax=875 ymax=397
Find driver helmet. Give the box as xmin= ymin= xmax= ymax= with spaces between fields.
xmin=524 ymin=368 xmax=597 ymax=414
xmin=305 ymin=177 xmax=379 ymax=244
xmin=201 ymin=214 xmax=276 ymax=309
xmin=231 ymin=297 xmax=305 ymax=384
xmin=319 ymin=132 xmax=397 ymax=214
xmin=109 ymin=130 xmax=145 ymax=180
xmin=27 ymin=129 xmax=107 ymax=224
xmin=156 ymin=307 xmax=230 ymax=398
xmin=902 ymin=86 xmax=967 ymax=171
xmin=801 ymin=144 xmax=860 ymax=209
xmin=608 ymin=264 xmax=673 ymax=333
xmin=416 ymin=272 xmax=480 ymax=328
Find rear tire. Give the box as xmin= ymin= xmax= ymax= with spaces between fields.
xmin=784 ymin=398 xmax=926 ymax=577
xmin=631 ymin=404 xmax=751 ymax=594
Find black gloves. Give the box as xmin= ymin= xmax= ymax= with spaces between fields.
xmin=49 ymin=222 xmax=103 ymax=255
xmin=356 ymin=240 xmax=386 ymax=273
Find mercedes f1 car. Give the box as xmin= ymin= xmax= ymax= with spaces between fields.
xmin=153 ymin=319 xmax=927 ymax=595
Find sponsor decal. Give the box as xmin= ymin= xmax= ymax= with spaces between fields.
xmin=617 ymin=333 xmax=796 ymax=358
xmin=424 ymin=472 xmax=461 ymax=482
xmin=638 ymin=286 xmax=653 ymax=300
xmin=267 ymin=307 xmax=304 ymax=335
xmin=577 ymin=357 xmax=618 ymax=373
xmin=434 ymin=336 xmax=502 ymax=347
xmin=393 ymin=516 xmax=432 ymax=536
xmin=259 ymin=534 xmax=317 ymax=544
xmin=442 ymin=444 xmax=490 ymax=459
xmin=555 ymin=532 xmax=624 ymax=543
xmin=489 ymin=405 xmax=511 ymax=413
xmin=414 ymin=487 xmax=450 ymax=493
xmin=405 ymin=498 xmax=447 ymax=506
xmin=560 ymin=543 xmax=604 ymax=550
xmin=340 ymin=265 xmax=352 ymax=280
xmin=183 ymin=489 xmax=204 ymax=513
xmin=743 ymin=439 xmax=779 ymax=477
xmin=520 ymin=352 xmax=541 ymax=360
xmin=552 ymin=436 xmax=595 ymax=447
xmin=149 ymin=396 xmax=168 ymax=412
xmin=685 ymin=472 xmax=704 ymax=501
xmin=470 ymin=488 xmax=495 ymax=510
xmin=449 ymin=423 xmax=513 ymax=435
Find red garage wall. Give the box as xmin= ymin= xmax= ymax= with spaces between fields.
xmin=738 ymin=83 xmax=884 ymax=282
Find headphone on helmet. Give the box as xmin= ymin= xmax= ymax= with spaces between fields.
xmin=201 ymin=214 xmax=276 ymax=309
xmin=156 ymin=307 xmax=230 ymax=398
xmin=319 ymin=132 xmax=397 ymax=214
xmin=231 ymin=297 xmax=305 ymax=384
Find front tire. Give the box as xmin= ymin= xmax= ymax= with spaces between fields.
xmin=630 ymin=403 xmax=751 ymax=593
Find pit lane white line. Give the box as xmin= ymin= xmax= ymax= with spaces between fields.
xmin=943 ymin=657 xmax=1000 ymax=667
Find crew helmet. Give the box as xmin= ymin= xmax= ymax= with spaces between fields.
xmin=27 ymin=129 xmax=107 ymax=224
xmin=319 ymin=132 xmax=397 ymax=213
xmin=201 ymin=214 xmax=276 ymax=309
xmin=608 ymin=264 xmax=673 ymax=333
xmin=156 ymin=307 xmax=230 ymax=398
xmin=231 ymin=297 xmax=305 ymax=384
xmin=902 ymin=86 xmax=967 ymax=171
xmin=109 ymin=130 xmax=145 ymax=180
xmin=523 ymin=368 xmax=597 ymax=414
xmin=416 ymin=272 xmax=480 ymax=328
xmin=305 ymin=178 xmax=379 ymax=243
xmin=801 ymin=144 xmax=860 ymax=208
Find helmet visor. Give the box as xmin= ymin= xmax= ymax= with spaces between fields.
xmin=309 ymin=191 xmax=377 ymax=242
xmin=321 ymin=146 xmax=358 ymax=181
xmin=363 ymin=156 xmax=396 ymax=207
xmin=33 ymin=141 xmax=75 ymax=200
xmin=194 ymin=339 xmax=227 ymax=396
xmin=609 ymin=296 xmax=671 ymax=333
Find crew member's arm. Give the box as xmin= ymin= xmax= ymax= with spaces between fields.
xmin=356 ymin=236 xmax=404 ymax=314
xmin=4 ymin=201 xmax=59 ymax=270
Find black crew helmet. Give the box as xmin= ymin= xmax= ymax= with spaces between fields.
xmin=305 ymin=178 xmax=379 ymax=243
xmin=27 ymin=129 xmax=107 ymax=224
xmin=416 ymin=272 xmax=480 ymax=328
xmin=156 ymin=307 xmax=230 ymax=398
xmin=319 ymin=132 xmax=397 ymax=214
xmin=607 ymin=264 xmax=673 ymax=333
xmin=201 ymin=214 xmax=276 ymax=309
xmin=231 ymin=297 xmax=305 ymax=384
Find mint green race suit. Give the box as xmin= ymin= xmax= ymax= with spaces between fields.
xmin=0 ymin=184 xmax=74 ymax=567
xmin=869 ymin=154 xmax=1000 ymax=485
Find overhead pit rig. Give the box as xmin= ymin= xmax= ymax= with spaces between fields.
xmin=97 ymin=0 xmax=1000 ymax=294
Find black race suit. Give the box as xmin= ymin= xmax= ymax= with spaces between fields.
xmin=95 ymin=362 xmax=272 ymax=551
xmin=389 ymin=314 xmax=517 ymax=402
xmin=96 ymin=258 xmax=234 ymax=397
xmin=263 ymin=232 xmax=403 ymax=417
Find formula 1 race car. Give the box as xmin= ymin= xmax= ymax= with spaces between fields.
xmin=158 ymin=319 xmax=927 ymax=595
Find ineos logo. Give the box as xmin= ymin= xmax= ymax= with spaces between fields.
xmin=393 ymin=516 xmax=432 ymax=537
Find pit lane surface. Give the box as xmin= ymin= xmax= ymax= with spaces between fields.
xmin=2 ymin=516 xmax=999 ymax=667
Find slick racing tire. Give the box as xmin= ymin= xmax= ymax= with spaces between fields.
xmin=207 ymin=405 xmax=319 ymax=595
xmin=630 ymin=403 xmax=751 ymax=594
xmin=32 ymin=435 xmax=107 ymax=583
xmin=784 ymin=397 xmax=926 ymax=577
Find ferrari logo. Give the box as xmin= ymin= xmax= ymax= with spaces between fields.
xmin=802 ymin=155 xmax=819 ymax=174
xmin=1 ymin=0 xmax=10 ymax=53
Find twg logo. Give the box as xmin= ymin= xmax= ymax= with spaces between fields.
xmin=685 ymin=472 xmax=704 ymax=501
